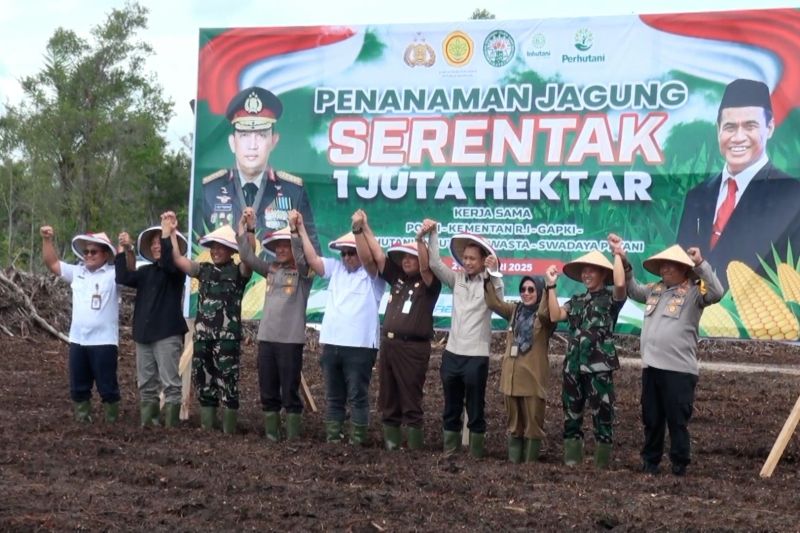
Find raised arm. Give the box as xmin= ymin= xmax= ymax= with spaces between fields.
xmin=414 ymin=228 xmax=435 ymax=287
xmin=421 ymin=219 xmax=455 ymax=288
xmin=483 ymin=259 xmax=513 ymax=320
xmin=115 ymin=231 xmax=138 ymax=286
xmin=361 ymin=210 xmax=386 ymax=275
xmin=688 ymin=247 xmax=724 ymax=307
xmin=236 ymin=208 xmax=271 ymax=276
xmin=40 ymin=225 xmax=61 ymax=276
xmin=288 ymin=210 xmax=309 ymax=277
xmin=296 ymin=210 xmax=325 ymax=277
xmin=352 ymin=209 xmax=378 ymax=277
xmin=163 ymin=212 xmax=194 ymax=276
xmin=545 ymin=264 xmax=567 ymax=322
xmin=609 ymin=232 xmax=648 ymax=303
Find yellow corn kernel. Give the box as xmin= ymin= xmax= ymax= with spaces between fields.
xmin=777 ymin=263 xmax=800 ymax=304
xmin=727 ymin=261 xmax=800 ymax=341
xmin=699 ymin=303 xmax=738 ymax=338
xmin=241 ymin=278 xmax=266 ymax=320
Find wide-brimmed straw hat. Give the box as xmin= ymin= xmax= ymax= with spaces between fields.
xmin=199 ymin=224 xmax=238 ymax=252
xmin=261 ymin=226 xmax=292 ymax=254
xmin=137 ymin=226 xmax=188 ymax=263
xmin=71 ymin=232 xmax=116 ymax=262
xmin=563 ymin=250 xmax=614 ymax=285
xmin=449 ymin=233 xmax=500 ymax=269
xmin=387 ymin=241 xmax=420 ymax=266
xmin=643 ymin=245 xmax=696 ymax=278
xmin=328 ymin=231 xmax=356 ymax=252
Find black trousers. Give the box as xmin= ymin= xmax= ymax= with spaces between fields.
xmin=641 ymin=367 xmax=698 ymax=468
xmin=257 ymin=341 xmax=304 ymax=413
xmin=440 ymin=351 xmax=489 ymax=434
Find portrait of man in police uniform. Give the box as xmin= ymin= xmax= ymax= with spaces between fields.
xmin=202 ymin=86 xmax=321 ymax=253
xmin=676 ymin=78 xmax=800 ymax=291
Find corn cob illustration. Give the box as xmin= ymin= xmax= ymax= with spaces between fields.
xmin=727 ymin=261 xmax=800 ymax=340
xmin=699 ymin=303 xmax=738 ymax=338
xmin=241 ymin=278 xmax=266 ymax=319
xmin=777 ymin=263 xmax=800 ymax=304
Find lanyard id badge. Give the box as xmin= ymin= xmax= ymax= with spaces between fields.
xmin=91 ymin=284 xmax=102 ymax=310
xmin=401 ymin=289 xmax=413 ymax=314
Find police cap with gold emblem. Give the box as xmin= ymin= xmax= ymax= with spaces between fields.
xmin=226 ymin=87 xmax=283 ymax=131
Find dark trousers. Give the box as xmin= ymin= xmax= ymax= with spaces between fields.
xmin=440 ymin=351 xmax=489 ymax=434
xmin=378 ymin=337 xmax=430 ymax=428
xmin=641 ymin=367 xmax=698 ymax=468
xmin=320 ymin=345 xmax=377 ymax=426
xmin=68 ymin=343 xmax=120 ymax=403
xmin=258 ymin=341 xmax=304 ymax=413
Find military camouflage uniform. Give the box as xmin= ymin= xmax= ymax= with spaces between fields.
xmin=562 ymin=289 xmax=624 ymax=444
xmin=193 ymin=261 xmax=250 ymax=409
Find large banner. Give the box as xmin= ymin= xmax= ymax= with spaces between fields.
xmin=191 ymin=8 xmax=800 ymax=341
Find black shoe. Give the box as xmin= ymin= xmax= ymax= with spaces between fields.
xmin=642 ymin=462 xmax=660 ymax=475
xmin=671 ymin=463 xmax=687 ymax=476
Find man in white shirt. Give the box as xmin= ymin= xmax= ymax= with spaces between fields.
xmin=296 ymin=211 xmax=386 ymax=445
xmin=41 ymin=226 xmax=120 ymax=423
xmin=677 ymin=78 xmax=800 ymax=290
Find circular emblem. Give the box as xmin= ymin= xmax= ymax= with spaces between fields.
xmin=244 ymin=92 xmax=263 ymax=114
xmin=574 ymin=28 xmax=593 ymax=52
xmin=442 ymin=31 xmax=474 ymax=67
xmin=483 ymin=29 xmax=515 ymax=67
xmin=531 ymin=33 xmax=546 ymax=50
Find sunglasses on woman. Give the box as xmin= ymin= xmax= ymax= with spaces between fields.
xmin=520 ymin=286 xmax=536 ymax=294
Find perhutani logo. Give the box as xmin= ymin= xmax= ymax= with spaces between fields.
xmin=404 ymin=34 xmax=435 ymax=68
xmin=442 ymin=30 xmax=474 ymax=67
xmin=526 ymin=32 xmax=551 ymax=58
xmin=483 ymin=29 xmax=515 ymax=67
xmin=563 ymin=27 xmax=605 ymax=64
xmin=574 ymin=28 xmax=593 ymax=51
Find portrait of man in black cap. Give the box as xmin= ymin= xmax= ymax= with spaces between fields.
xmin=676 ymin=78 xmax=800 ymax=290
xmin=202 ymin=86 xmax=321 ymax=253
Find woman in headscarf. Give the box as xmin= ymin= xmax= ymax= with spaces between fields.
xmin=484 ymin=259 xmax=556 ymax=463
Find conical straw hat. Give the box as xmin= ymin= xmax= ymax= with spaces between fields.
xmin=563 ymin=250 xmax=614 ymax=285
xmin=449 ymin=233 xmax=500 ymax=269
xmin=643 ymin=245 xmax=695 ymax=277
xmin=261 ymin=226 xmax=292 ymax=253
xmin=328 ymin=231 xmax=356 ymax=251
xmin=137 ymin=226 xmax=188 ymax=263
xmin=199 ymin=224 xmax=238 ymax=252
xmin=387 ymin=240 xmax=419 ymax=266
xmin=71 ymin=232 xmax=116 ymax=262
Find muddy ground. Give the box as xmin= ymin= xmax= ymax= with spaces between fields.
xmin=2 ymin=323 xmax=800 ymax=531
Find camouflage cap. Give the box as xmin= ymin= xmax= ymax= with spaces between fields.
xmin=226 ymin=86 xmax=283 ymax=131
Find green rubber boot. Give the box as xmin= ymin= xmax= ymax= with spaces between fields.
xmin=325 ymin=421 xmax=343 ymax=443
xmin=443 ymin=430 xmax=461 ymax=456
xmin=406 ymin=427 xmax=424 ymax=450
xmin=285 ymin=413 xmax=302 ymax=441
xmin=595 ymin=442 xmax=613 ymax=469
xmin=139 ymin=401 xmax=160 ymax=427
xmin=222 ymin=408 xmax=238 ymax=435
xmin=564 ymin=438 xmax=584 ymax=466
xmin=351 ymin=424 xmax=369 ymax=446
xmin=74 ymin=401 xmax=92 ymax=423
xmin=200 ymin=406 xmax=217 ymax=430
xmin=383 ymin=424 xmax=402 ymax=451
xmin=163 ymin=403 xmax=181 ymax=428
xmin=103 ymin=402 xmax=119 ymax=423
xmin=507 ymin=436 xmax=524 ymax=464
xmin=524 ymin=439 xmax=542 ymax=463
xmin=469 ymin=432 xmax=486 ymax=459
xmin=264 ymin=411 xmax=281 ymax=442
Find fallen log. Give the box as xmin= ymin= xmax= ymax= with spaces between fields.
xmin=0 ymin=268 xmax=69 ymax=343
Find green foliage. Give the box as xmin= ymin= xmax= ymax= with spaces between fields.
xmin=1 ymin=2 xmax=187 ymax=268
xmin=470 ymin=8 xmax=496 ymax=20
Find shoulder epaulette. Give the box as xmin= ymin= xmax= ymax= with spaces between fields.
xmin=276 ymin=170 xmax=304 ymax=186
xmin=202 ymin=169 xmax=228 ymax=185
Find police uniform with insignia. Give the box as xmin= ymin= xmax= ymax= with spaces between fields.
xmin=201 ymin=86 xmax=321 ymax=253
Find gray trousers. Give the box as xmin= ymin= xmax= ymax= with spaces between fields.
xmin=136 ymin=335 xmax=183 ymax=404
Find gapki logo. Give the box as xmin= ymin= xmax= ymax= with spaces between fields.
xmin=563 ymin=28 xmax=605 ymax=64
xmin=526 ymin=32 xmax=551 ymax=59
